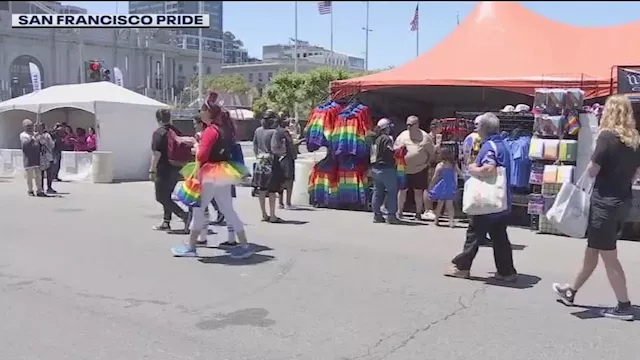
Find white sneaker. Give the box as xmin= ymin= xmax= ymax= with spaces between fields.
xmin=421 ymin=211 xmax=436 ymax=221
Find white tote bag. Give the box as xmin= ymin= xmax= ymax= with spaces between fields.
xmin=462 ymin=141 xmax=509 ymax=215
xmin=545 ymin=172 xmax=593 ymax=238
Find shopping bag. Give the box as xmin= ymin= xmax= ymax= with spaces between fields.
xmin=176 ymin=162 xmax=201 ymax=207
xmin=545 ymin=172 xmax=593 ymax=238
xmin=462 ymin=141 xmax=509 ymax=215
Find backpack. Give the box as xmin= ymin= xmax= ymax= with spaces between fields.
xmin=167 ymin=127 xmax=194 ymax=167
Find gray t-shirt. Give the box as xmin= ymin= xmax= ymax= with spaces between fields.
xmin=253 ymin=126 xmax=275 ymax=155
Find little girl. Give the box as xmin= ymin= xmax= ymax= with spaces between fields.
xmin=428 ymin=147 xmax=462 ymax=227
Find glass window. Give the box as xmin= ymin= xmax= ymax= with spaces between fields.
xmin=268 ymin=72 xmax=273 ymax=81
xmin=248 ymin=73 xmax=254 ymax=82
xmin=258 ymin=73 xmax=263 ymax=82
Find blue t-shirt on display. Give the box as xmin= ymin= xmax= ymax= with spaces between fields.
xmin=508 ymin=136 xmax=531 ymax=189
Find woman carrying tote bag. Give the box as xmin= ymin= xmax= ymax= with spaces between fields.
xmin=553 ymin=95 xmax=640 ymax=321
xmin=446 ymin=113 xmax=517 ymax=282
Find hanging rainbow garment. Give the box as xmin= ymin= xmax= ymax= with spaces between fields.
xmin=308 ymin=155 xmax=339 ymax=207
xmin=394 ymin=147 xmax=408 ymax=189
xmin=305 ymin=101 xmax=343 ymax=152
xmin=332 ymin=102 xmax=372 ymax=158
xmin=336 ymin=155 xmax=368 ymax=205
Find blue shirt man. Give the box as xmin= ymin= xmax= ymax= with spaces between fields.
xmin=475 ymin=133 xmax=512 ymax=218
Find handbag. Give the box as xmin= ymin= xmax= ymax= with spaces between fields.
xmin=462 ymin=141 xmax=508 ymax=215
xmin=545 ymin=171 xmax=593 ymax=238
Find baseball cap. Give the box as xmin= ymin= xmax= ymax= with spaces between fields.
xmin=377 ymin=118 xmax=392 ymax=129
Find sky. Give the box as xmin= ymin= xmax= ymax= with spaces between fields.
xmin=62 ymin=1 xmax=640 ymax=70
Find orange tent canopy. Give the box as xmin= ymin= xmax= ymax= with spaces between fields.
xmin=332 ymin=1 xmax=637 ymax=99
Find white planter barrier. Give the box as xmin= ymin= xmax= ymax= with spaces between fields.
xmin=0 ymin=149 xmax=114 ymax=183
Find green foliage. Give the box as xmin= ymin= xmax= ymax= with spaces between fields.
xmin=205 ymin=74 xmax=250 ymax=94
xmin=251 ymin=67 xmax=381 ymax=118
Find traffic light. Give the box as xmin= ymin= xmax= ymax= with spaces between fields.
xmin=102 ymin=69 xmax=111 ymax=82
xmin=87 ymin=61 xmax=101 ymax=82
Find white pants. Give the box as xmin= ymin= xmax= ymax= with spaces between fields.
xmin=191 ymin=183 xmax=244 ymax=234
xmin=24 ymin=167 xmax=42 ymax=193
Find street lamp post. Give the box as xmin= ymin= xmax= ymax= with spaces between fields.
xmin=362 ymin=1 xmax=372 ymax=71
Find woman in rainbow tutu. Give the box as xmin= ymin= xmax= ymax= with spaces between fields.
xmin=171 ymin=92 xmax=253 ymax=259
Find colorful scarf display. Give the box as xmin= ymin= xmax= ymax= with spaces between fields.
xmin=304 ymin=101 xmax=343 ymax=152
xmin=394 ymin=147 xmax=408 ymax=188
xmin=564 ymin=111 xmax=580 ymax=135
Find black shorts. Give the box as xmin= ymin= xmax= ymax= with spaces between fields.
xmin=587 ymin=196 xmax=630 ymax=251
xmin=404 ymin=167 xmax=429 ymax=190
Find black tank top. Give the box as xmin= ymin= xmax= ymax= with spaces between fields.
xmin=207 ymin=125 xmax=231 ymax=163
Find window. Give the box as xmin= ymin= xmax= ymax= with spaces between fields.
xmin=258 ymin=72 xmax=263 ymax=82
xmin=268 ymin=72 xmax=273 ymax=81
xmin=206 ymin=66 xmax=211 ymax=75
xmin=193 ymin=65 xmax=197 ymax=72
xmin=248 ymin=73 xmax=254 ymax=82
xmin=178 ymin=64 xmax=183 ymax=72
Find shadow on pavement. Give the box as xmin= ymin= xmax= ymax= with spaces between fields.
xmin=570 ymin=304 xmax=639 ymax=321
xmin=198 ymin=253 xmax=275 ymax=266
xmin=464 ymin=273 xmax=541 ymax=289
xmin=270 ymin=219 xmax=309 ymax=225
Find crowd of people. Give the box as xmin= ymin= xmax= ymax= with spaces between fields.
xmin=17 ymin=91 xmax=635 ymax=321
xmin=369 ymin=95 xmax=638 ymax=321
xmin=19 ymin=121 xmax=97 ymax=196
xmin=148 ymin=93 xmax=303 ymax=260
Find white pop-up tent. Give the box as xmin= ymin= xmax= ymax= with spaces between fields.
xmin=0 ymin=82 xmax=168 ymax=180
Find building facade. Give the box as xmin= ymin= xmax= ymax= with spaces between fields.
xmin=221 ymin=40 xmax=366 ymax=87
xmin=263 ymin=40 xmax=365 ymax=71
xmin=221 ymin=59 xmax=327 ymax=87
xmin=129 ymin=1 xmax=225 ymax=53
xmin=0 ymin=9 xmax=223 ymax=103
xmin=0 ymin=1 xmax=87 ymax=14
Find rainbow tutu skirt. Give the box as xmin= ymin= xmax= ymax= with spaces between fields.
xmin=197 ymin=161 xmax=248 ymax=185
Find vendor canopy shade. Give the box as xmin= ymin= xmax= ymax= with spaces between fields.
xmin=0 ymin=81 xmax=168 ymax=114
xmin=332 ymin=1 xmax=640 ymax=99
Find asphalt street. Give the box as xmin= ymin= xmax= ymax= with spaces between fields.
xmin=1 ymin=179 xmax=639 ymax=360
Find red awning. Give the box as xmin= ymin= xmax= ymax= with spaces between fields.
xmin=332 ymin=2 xmax=639 ymax=99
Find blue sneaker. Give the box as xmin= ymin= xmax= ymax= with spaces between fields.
xmin=228 ymin=245 xmax=254 ymax=259
xmin=171 ymin=244 xmax=197 ymax=257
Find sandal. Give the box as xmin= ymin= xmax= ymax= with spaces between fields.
xmin=269 ymin=217 xmax=285 ymax=223
xmin=261 ymin=215 xmax=270 ymax=222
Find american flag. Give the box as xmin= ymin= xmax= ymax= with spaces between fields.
xmin=317 ymin=1 xmax=332 ymax=15
xmin=409 ymin=4 xmax=419 ymax=31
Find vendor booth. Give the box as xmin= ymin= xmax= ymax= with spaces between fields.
xmin=301 ymin=1 xmax=640 ymax=238
xmin=0 ymin=82 xmax=168 ymax=181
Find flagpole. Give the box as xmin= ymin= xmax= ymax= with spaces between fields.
xmin=415 ymin=2 xmax=420 ymax=57
xmin=197 ymin=0 xmax=204 ymax=104
xmin=364 ymin=1 xmax=370 ymax=71
xmin=294 ymin=1 xmax=299 ymax=120
xmin=330 ymin=3 xmax=334 ymax=66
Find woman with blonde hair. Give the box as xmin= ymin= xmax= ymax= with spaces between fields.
xmin=553 ymin=94 xmax=640 ymax=321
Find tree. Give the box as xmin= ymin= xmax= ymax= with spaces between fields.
xmin=201 ymin=74 xmax=250 ymax=94
xmin=250 ymin=66 xmax=388 ymax=119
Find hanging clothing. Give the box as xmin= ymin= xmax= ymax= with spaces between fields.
xmin=508 ymin=136 xmax=532 ymax=189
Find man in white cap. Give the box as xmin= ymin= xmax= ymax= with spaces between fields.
xmin=370 ymin=118 xmax=400 ymax=224
xmin=19 ymin=119 xmax=45 ymax=196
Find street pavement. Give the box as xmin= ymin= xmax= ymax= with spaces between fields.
xmin=1 ymin=179 xmax=639 ymax=360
